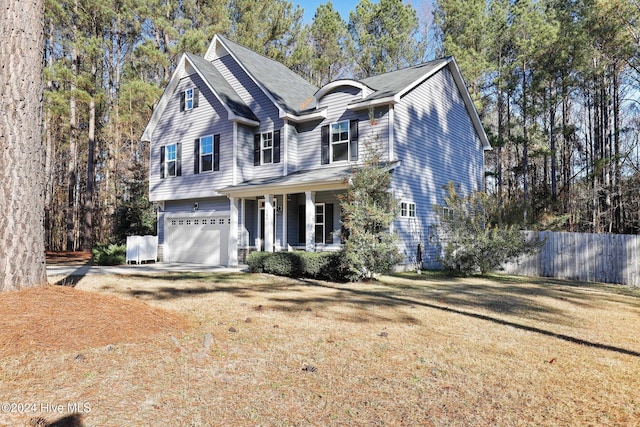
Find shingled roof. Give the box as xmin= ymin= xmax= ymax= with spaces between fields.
xmin=359 ymin=58 xmax=451 ymax=101
xmin=216 ymin=35 xmax=319 ymax=116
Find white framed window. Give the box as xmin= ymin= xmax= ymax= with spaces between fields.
xmin=184 ymin=88 xmax=194 ymax=110
xmin=440 ymin=206 xmax=453 ymax=220
xmin=200 ymin=135 xmax=213 ymax=172
xmin=165 ymin=143 xmax=177 ymax=177
xmin=330 ymin=121 xmax=349 ymax=162
xmin=315 ymin=203 xmax=325 ymax=244
xmin=400 ymin=201 xmax=416 ymax=218
xmin=261 ymin=132 xmax=273 ymax=164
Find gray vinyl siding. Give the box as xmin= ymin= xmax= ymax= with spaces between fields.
xmin=214 ymin=55 xmax=284 ymax=181
xmin=285 ymin=121 xmax=298 ymax=174
xmin=296 ymin=86 xmax=390 ymax=171
xmin=236 ymin=123 xmax=256 ymax=183
xmin=391 ymin=66 xmax=485 ymax=268
xmin=150 ymin=73 xmax=234 ymax=202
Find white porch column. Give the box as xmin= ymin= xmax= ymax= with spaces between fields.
xmin=240 ymin=198 xmax=246 ymax=247
xmin=305 ymin=191 xmax=316 ymax=252
xmin=282 ymin=194 xmax=288 ymax=251
xmin=228 ymin=196 xmax=238 ymax=266
xmin=264 ymin=194 xmax=274 ymax=252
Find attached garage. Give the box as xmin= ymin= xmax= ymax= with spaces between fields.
xmin=164 ymin=215 xmax=230 ymax=265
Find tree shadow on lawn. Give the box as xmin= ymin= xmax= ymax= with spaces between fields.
xmin=301 ymin=278 xmax=640 ymax=358
xmin=67 ymin=270 xmax=640 ymax=358
xmin=97 ymin=272 xmax=307 ymax=301
xmin=388 ymin=271 xmax=640 ymax=311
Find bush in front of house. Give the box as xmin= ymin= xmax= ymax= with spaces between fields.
xmin=92 ymin=243 xmax=126 ymax=265
xmin=247 ymin=251 xmax=345 ymax=281
xmin=435 ymin=182 xmax=543 ymax=275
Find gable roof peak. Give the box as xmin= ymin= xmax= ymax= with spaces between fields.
xmin=204 ymin=34 xmax=319 ymax=117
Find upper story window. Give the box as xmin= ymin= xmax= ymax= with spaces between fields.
xmin=166 ymin=144 xmax=177 ymax=176
xmin=331 ymin=121 xmax=349 ymax=162
xmin=180 ymin=88 xmax=199 ymax=111
xmin=400 ymin=201 xmax=416 ymax=218
xmin=321 ymin=119 xmax=358 ymax=165
xmin=253 ymin=130 xmax=281 ymax=166
xmin=200 ymin=136 xmax=213 ymax=172
xmin=161 ymin=142 xmax=181 ymax=178
xmin=261 ymin=132 xmax=273 ymax=164
xmin=195 ymin=135 xmax=220 ymax=174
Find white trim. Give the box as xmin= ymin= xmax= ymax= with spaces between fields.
xmin=222 ymin=179 xmax=349 ymax=199
xmin=330 ymin=120 xmax=350 ymax=163
xmin=447 ymin=59 xmax=492 ymax=150
xmin=388 ymin=105 xmax=395 ymax=161
xmin=400 ymin=201 xmax=416 ymax=218
xmin=280 ymin=109 xmax=328 ymax=122
xmin=240 ymin=198 xmax=246 ymax=247
xmin=315 ymin=80 xmax=373 ymax=103
xmin=260 ymin=131 xmax=274 ymax=165
xmin=232 ymin=116 xmax=260 ymax=126
xmin=228 ymin=197 xmax=238 ymax=265
xmin=347 ymin=96 xmax=398 ymax=111
xmin=198 ymin=135 xmax=214 ymax=173
xmin=184 ymin=88 xmax=194 ymax=110
xmin=305 ymin=191 xmax=316 ymax=252
xmin=165 ymin=211 xmax=230 ymax=220
xmin=314 ymin=202 xmax=325 ymax=245
xmin=264 ymin=195 xmax=274 ymax=252
xmin=282 ymin=194 xmax=288 ymax=250
xmin=283 ymin=119 xmax=288 ymax=176
xmin=232 ymin=122 xmax=238 ymax=185
xmin=165 ymin=143 xmax=177 ymax=177
xmin=395 ymin=59 xmax=450 ymax=100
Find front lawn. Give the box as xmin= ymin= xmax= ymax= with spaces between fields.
xmin=2 ymin=272 xmax=639 ymax=426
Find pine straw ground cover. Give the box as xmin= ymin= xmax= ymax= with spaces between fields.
xmin=1 ymin=272 xmax=640 ymax=426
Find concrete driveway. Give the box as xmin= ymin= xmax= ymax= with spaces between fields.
xmin=47 ymin=262 xmax=248 ymax=277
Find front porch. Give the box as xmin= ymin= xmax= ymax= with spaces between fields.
xmin=220 ymin=165 xmax=353 ymax=265
xmin=232 ymin=190 xmax=346 ymax=263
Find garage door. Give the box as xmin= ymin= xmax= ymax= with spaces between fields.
xmin=165 ymin=216 xmax=230 ymax=265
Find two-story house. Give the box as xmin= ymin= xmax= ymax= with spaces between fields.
xmin=142 ymin=34 xmax=491 ymax=268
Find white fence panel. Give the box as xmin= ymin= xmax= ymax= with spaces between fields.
xmin=126 ymin=235 xmax=158 ymax=264
xmin=504 ymin=231 xmax=640 ymax=287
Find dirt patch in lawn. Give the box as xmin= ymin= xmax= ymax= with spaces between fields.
xmin=46 ymin=251 xmax=93 ymax=265
xmin=0 ymin=285 xmax=188 ymax=357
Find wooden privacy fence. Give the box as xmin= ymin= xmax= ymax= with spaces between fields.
xmin=503 ymin=231 xmax=640 ymax=287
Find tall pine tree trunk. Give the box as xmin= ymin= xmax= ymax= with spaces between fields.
xmin=522 ymin=60 xmax=529 ymax=223
xmin=0 ymin=0 xmax=46 ymax=290
xmin=84 ymin=96 xmax=96 ymax=251
xmin=66 ymin=0 xmax=78 ymax=251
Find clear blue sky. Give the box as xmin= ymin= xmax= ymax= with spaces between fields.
xmin=295 ymin=0 xmax=361 ymax=23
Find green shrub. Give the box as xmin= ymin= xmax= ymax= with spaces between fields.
xmin=247 ymin=251 xmax=271 ymax=273
xmin=92 ymin=244 xmax=126 ymax=266
xmin=247 ymin=251 xmax=345 ymax=281
xmin=436 ymin=182 xmax=543 ymax=275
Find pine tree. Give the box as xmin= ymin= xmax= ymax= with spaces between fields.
xmin=348 ymin=0 xmax=423 ymax=78
xmin=339 ymin=136 xmax=402 ymax=281
xmin=0 ymin=0 xmax=47 ymax=290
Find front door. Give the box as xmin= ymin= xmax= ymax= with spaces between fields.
xmin=258 ymin=198 xmax=277 ymax=250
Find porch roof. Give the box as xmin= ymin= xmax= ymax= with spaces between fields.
xmin=219 ymin=164 xmax=355 ymax=198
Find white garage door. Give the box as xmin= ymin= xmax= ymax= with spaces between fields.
xmin=165 ymin=216 xmax=230 ymax=265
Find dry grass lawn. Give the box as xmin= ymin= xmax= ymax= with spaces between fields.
xmin=1 ymin=270 xmax=640 ymax=426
